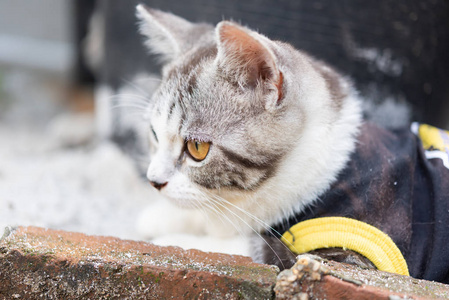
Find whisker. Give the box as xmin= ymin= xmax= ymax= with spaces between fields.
xmin=207 ymin=196 xmax=285 ymax=269
xmin=125 ymin=76 xmax=162 ymax=84
xmin=197 ymin=191 xmax=247 ymax=237
xmin=110 ymin=104 xmax=149 ymax=111
xmin=206 ymin=191 xmax=301 ymax=261
xmin=201 ymin=191 xmax=289 ymax=269
xmin=206 ymin=191 xmax=289 ymax=242
xmin=121 ymin=77 xmax=160 ymax=96
xmin=190 ymin=192 xmax=239 ymax=238
xmin=190 ymin=197 xmax=213 ymax=229
xmin=109 ymin=93 xmax=152 ymax=104
xmin=203 ymin=202 xmax=240 ymax=234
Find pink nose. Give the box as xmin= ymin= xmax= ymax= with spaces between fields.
xmin=149 ymin=180 xmax=167 ymax=191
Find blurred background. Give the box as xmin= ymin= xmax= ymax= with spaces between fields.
xmin=0 ymin=0 xmax=155 ymax=239
xmin=0 ymin=0 xmax=448 ymax=239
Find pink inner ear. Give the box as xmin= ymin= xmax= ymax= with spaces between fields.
xmin=219 ymin=23 xmax=278 ymax=86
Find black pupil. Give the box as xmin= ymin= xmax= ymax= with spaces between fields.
xmin=195 ymin=141 xmax=199 ymax=151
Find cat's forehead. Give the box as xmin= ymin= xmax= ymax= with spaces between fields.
xmin=153 ymin=46 xmax=216 ymax=104
xmin=166 ymin=44 xmax=217 ymax=78
xmin=151 ymin=72 xmax=262 ymax=144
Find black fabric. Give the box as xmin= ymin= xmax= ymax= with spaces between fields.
xmin=268 ymin=122 xmax=449 ymax=283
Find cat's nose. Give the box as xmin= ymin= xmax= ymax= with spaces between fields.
xmin=149 ymin=180 xmax=168 ymax=191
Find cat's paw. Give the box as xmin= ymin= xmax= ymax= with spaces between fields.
xmin=136 ymin=200 xmax=207 ymax=239
xmin=151 ymin=233 xmax=251 ymax=257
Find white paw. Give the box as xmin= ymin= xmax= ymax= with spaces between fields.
xmin=136 ymin=199 xmax=207 ymax=239
xmin=151 ymin=234 xmax=251 ymax=257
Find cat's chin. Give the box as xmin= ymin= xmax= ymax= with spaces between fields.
xmin=162 ymin=195 xmax=203 ymax=210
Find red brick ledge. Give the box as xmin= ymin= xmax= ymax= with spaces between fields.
xmin=1 ymin=226 xmax=449 ymax=299
xmin=0 ymin=226 xmax=277 ymax=299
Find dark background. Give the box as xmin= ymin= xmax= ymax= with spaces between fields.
xmin=76 ymin=0 xmax=449 ymax=129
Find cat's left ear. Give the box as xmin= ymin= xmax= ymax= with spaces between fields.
xmin=215 ymin=21 xmax=283 ymax=109
xmin=136 ymin=5 xmax=206 ymax=63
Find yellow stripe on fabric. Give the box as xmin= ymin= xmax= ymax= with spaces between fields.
xmin=418 ymin=123 xmax=449 ymax=152
xmin=281 ymin=217 xmax=409 ymax=276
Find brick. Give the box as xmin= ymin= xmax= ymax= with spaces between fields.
xmin=275 ymin=254 xmax=449 ymax=300
xmin=0 ymin=226 xmax=278 ymax=299
xmin=2 ymin=226 xmax=449 ymax=299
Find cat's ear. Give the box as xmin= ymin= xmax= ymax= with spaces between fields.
xmin=136 ymin=4 xmax=193 ymax=63
xmin=215 ymin=21 xmax=283 ymax=107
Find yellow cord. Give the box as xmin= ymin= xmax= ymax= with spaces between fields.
xmin=281 ymin=217 xmax=409 ymax=276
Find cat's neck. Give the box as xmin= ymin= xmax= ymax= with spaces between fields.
xmin=259 ymin=89 xmax=362 ymax=228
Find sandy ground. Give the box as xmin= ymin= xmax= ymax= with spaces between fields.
xmin=0 ymin=67 xmax=156 ymax=240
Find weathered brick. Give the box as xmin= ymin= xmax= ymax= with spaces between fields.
xmin=0 ymin=226 xmax=278 ymax=299
xmin=2 ymin=226 xmax=449 ymax=299
xmin=275 ymin=254 xmax=449 ymax=300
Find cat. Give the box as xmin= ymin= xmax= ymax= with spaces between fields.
xmin=134 ymin=4 xmax=449 ymax=283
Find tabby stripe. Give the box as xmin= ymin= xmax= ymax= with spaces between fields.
xmin=186 ymin=72 xmax=197 ymax=97
xmin=167 ymin=101 xmax=176 ymax=120
xmin=219 ymin=146 xmax=272 ymax=170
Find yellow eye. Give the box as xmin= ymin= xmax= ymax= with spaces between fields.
xmin=186 ymin=140 xmax=210 ymax=161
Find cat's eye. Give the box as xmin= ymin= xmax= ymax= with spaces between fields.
xmin=186 ymin=140 xmax=210 ymax=161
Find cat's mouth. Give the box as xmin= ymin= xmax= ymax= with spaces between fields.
xmin=158 ymin=182 xmax=245 ymax=211
xmin=156 ymin=183 xmax=209 ymax=210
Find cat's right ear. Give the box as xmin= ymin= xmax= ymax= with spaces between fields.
xmin=136 ymin=4 xmax=192 ymax=63
xmin=215 ymin=21 xmax=284 ymax=110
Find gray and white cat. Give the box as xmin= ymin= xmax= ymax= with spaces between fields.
xmin=134 ymin=4 xmax=361 ymax=257
xmin=133 ymin=5 xmax=449 ymax=283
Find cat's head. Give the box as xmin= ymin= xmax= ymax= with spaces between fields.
xmin=136 ymin=5 xmax=360 ymax=214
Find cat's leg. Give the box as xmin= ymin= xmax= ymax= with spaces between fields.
xmin=136 ymin=199 xmax=252 ymax=256
xmin=151 ymin=234 xmax=251 ymax=256
xmin=136 ymin=199 xmax=207 ymax=239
